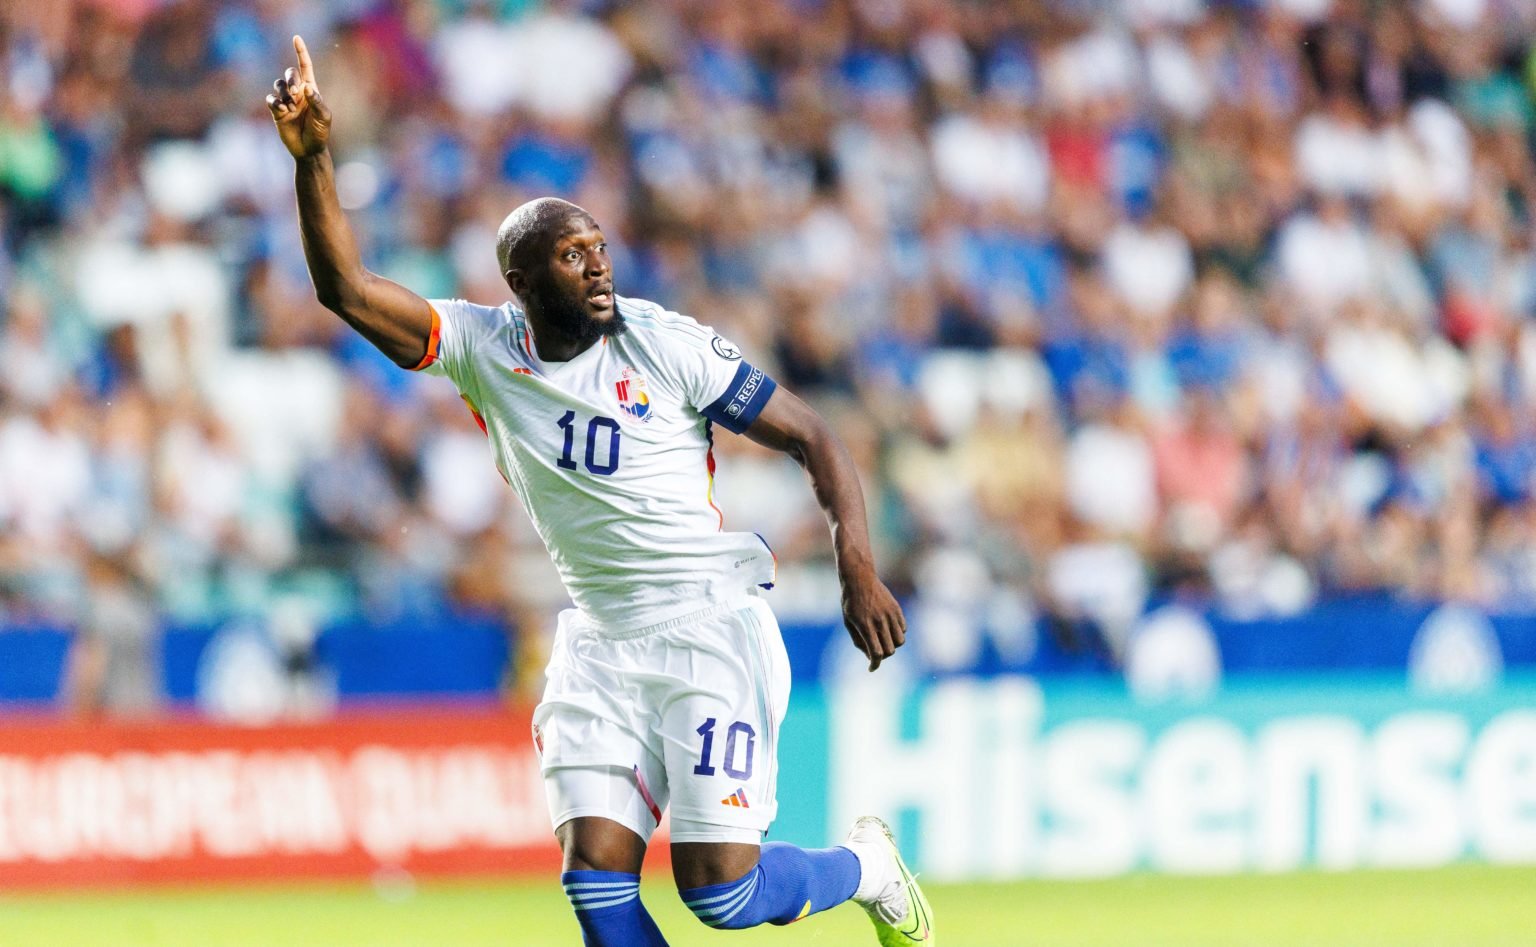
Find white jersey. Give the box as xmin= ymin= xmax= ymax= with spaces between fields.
xmin=418 ymin=294 xmax=779 ymax=633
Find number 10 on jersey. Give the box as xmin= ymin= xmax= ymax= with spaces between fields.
xmin=556 ymin=410 xmax=621 ymax=475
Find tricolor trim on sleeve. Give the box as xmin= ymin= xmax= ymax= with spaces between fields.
xmin=701 ymin=361 xmax=777 ymax=434
xmin=755 ymin=532 xmax=777 ymax=590
xmin=409 ymin=302 xmax=442 ymax=371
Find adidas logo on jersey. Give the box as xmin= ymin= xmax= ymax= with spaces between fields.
xmin=721 ymin=788 xmax=749 ymax=808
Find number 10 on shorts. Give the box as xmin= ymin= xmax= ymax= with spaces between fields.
xmin=693 ymin=718 xmax=755 ymax=780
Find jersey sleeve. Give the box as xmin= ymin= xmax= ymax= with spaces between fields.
xmin=413 ymin=298 xmax=508 ymax=393
xmin=670 ymin=324 xmax=778 ymax=434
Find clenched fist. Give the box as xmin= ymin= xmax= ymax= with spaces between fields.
xmin=266 ymin=36 xmax=331 ymax=160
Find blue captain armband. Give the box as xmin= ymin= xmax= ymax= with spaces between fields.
xmin=701 ymin=362 xmax=778 ymax=434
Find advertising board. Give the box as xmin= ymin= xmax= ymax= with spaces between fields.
xmin=0 ymin=707 xmax=557 ymax=886
xmin=816 ymin=675 xmax=1536 ymax=881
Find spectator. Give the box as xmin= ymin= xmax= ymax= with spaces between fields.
xmin=61 ymin=552 xmax=161 ymax=718
xmin=1066 ymin=397 xmax=1156 ymax=541
xmin=5 ymin=0 xmax=1536 ymax=698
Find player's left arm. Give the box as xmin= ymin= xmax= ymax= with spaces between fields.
xmin=745 ymin=389 xmax=907 ymax=672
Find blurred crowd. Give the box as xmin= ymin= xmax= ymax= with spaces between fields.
xmin=8 ymin=0 xmax=1536 ymax=703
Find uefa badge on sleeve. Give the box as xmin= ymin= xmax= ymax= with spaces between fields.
xmin=615 ymin=367 xmax=653 ymax=422
xmin=712 ymin=335 xmax=742 ymax=360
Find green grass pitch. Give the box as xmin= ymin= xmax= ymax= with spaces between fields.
xmin=2 ymin=864 xmax=1532 ymax=946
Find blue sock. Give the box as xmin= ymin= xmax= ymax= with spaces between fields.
xmin=679 ymin=841 xmax=861 ymax=929
xmin=562 ymin=870 xmax=668 ymax=946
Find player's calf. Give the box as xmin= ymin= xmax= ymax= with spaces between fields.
xmin=562 ymin=870 xmax=668 ymax=946
xmin=678 ymin=841 xmax=861 ymax=929
xmin=557 ymin=816 xmax=667 ymax=946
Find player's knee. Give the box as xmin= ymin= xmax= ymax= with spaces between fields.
xmin=557 ymin=817 xmax=647 ymax=874
xmin=562 ymin=837 xmax=635 ymax=873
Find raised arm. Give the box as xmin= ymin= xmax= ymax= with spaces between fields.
xmin=745 ymin=389 xmax=907 ymax=671
xmin=266 ymin=36 xmax=434 ymax=369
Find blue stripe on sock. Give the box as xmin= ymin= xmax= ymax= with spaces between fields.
xmin=709 ymin=875 xmax=762 ymax=927
xmin=561 ymin=870 xmax=642 ymax=909
xmin=682 ymin=876 xmax=752 ymax=909
xmin=571 ymin=893 xmax=639 ymax=912
xmin=568 ymin=888 xmax=639 ymax=902
xmin=559 ymin=869 xmax=665 ymax=946
xmin=691 ymin=874 xmax=760 ymax=927
xmin=686 ymin=883 xmax=753 ymax=916
xmin=568 ymin=891 xmax=639 ymax=905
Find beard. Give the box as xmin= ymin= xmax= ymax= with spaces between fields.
xmin=523 ymin=270 xmax=627 ymax=348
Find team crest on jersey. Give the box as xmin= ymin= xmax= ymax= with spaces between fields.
xmin=615 ymin=367 xmax=653 ymax=422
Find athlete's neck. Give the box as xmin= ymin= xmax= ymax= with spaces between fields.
xmin=526 ymin=317 xmax=597 ymax=363
xmin=523 ymin=299 xmax=627 ymax=362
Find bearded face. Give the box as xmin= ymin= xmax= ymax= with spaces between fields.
xmin=523 ymin=261 xmax=627 ymax=349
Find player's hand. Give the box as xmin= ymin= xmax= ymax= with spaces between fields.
xmin=266 ymin=36 xmax=331 ymax=160
xmin=841 ymin=570 xmax=907 ymax=672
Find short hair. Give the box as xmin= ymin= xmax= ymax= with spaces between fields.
xmin=496 ymin=198 xmax=594 ymax=276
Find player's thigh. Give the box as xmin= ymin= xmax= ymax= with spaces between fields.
xmin=535 ymin=613 xmax=671 ymax=845
xmin=658 ymin=598 xmax=789 ymax=837
xmin=543 ymin=760 xmax=669 ymax=849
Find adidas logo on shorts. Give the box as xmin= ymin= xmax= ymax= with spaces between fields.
xmin=721 ymin=788 xmax=750 ymax=808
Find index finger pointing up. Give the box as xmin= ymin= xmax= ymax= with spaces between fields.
xmin=293 ymin=35 xmax=316 ymax=87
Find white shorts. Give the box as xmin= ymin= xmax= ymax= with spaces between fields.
xmin=533 ymin=596 xmax=790 ymax=846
